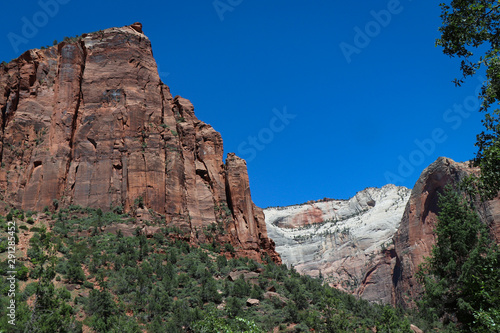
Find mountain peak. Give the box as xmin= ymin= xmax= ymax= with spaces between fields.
xmin=0 ymin=25 xmax=280 ymax=263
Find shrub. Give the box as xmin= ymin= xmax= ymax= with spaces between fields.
xmin=193 ymin=310 xmax=264 ymax=333
xmin=112 ymin=205 xmax=124 ymax=215
xmin=83 ymin=281 xmax=94 ymax=289
xmin=17 ymin=266 xmax=29 ymax=280
xmin=57 ymin=287 xmax=72 ymax=301
xmin=232 ymin=275 xmax=251 ymax=298
xmin=86 ymin=289 xmax=118 ymax=332
xmin=250 ymin=284 xmax=264 ymax=300
xmin=216 ymin=255 xmax=227 ymax=269
xmin=20 ymin=282 xmax=38 ymax=301
xmin=294 ymin=323 xmax=310 ymax=332
xmin=200 ymin=276 xmax=222 ymax=303
xmin=134 ymin=196 xmax=144 ymax=209
xmin=0 ymin=240 xmax=7 ymax=253
xmin=224 ymin=243 xmax=235 ymax=254
xmin=65 ymin=258 xmax=86 ymax=284
xmin=226 ymin=297 xmax=244 ymax=318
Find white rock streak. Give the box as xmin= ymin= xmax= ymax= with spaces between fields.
xmin=264 ymin=184 xmax=411 ymax=303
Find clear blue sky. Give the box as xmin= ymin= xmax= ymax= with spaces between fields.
xmin=0 ymin=1 xmax=485 ymax=208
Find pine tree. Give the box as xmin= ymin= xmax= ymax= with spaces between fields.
xmin=86 ymin=286 xmax=117 ymax=332
xmin=23 ymin=229 xmax=81 ymax=333
xmin=65 ymin=256 xmax=85 ymax=284
xmin=418 ymin=186 xmax=500 ymax=331
xmin=200 ymin=276 xmax=221 ymax=303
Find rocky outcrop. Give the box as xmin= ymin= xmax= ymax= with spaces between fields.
xmin=0 ymin=23 xmax=279 ymax=263
xmin=264 ymin=156 xmax=499 ymax=305
xmin=226 ymin=154 xmax=281 ymax=263
xmin=392 ymin=157 xmax=500 ymax=308
xmin=265 ymin=185 xmax=411 ymax=303
xmin=482 ymin=192 xmax=500 ymax=242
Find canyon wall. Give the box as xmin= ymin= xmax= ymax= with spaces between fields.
xmin=392 ymin=157 xmax=500 ymax=307
xmin=266 ymin=158 xmax=500 ymax=305
xmin=265 ymin=185 xmax=411 ymax=303
xmin=0 ymin=23 xmax=280 ymax=263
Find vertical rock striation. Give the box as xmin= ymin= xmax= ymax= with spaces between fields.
xmin=392 ymin=157 xmax=500 ymax=307
xmin=0 ymin=23 xmax=280 ymax=263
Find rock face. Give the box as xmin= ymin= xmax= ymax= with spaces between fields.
xmin=392 ymin=157 xmax=500 ymax=308
xmin=0 ymin=23 xmax=280 ymax=263
xmin=265 ymin=185 xmax=411 ymax=303
xmin=481 ymin=192 xmax=500 ymax=243
xmin=264 ymin=156 xmax=499 ymax=306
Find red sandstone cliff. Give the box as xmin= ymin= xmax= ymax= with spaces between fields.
xmin=0 ymin=23 xmax=280 ymax=263
xmin=392 ymin=157 xmax=500 ymax=307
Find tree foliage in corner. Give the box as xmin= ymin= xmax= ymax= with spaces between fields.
xmin=437 ymin=4 xmax=500 ymax=327
xmin=438 ymin=0 xmax=500 ymax=199
xmin=418 ymin=186 xmax=500 ymax=332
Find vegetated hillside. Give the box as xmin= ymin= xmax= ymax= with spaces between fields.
xmin=265 ymin=185 xmax=411 ymax=304
xmin=0 ymin=207 xmax=440 ymax=332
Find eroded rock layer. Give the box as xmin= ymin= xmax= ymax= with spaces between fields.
xmin=265 ymin=185 xmax=411 ymax=303
xmin=0 ymin=23 xmax=280 ymax=263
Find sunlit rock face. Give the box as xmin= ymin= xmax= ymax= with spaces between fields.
xmin=265 ymin=185 xmax=411 ymax=304
xmin=0 ymin=23 xmax=280 ymax=264
xmin=392 ymin=157 xmax=500 ymax=308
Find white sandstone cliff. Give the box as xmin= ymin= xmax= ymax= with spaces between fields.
xmin=264 ymin=184 xmax=411 ymax=303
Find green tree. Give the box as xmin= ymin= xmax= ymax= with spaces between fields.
xmin=437 ymin=1 xmax=500 ymax=198
xmin=418 ymin=186 xmax=500 ymax=331
xmin=192 ymin=309 xmax=263 ymax=333
xmin=476 ymin=139 xmax=500 ymax=199
xmin=65 ymin=256 xmax=85 ymax=284
xmin=200 ymin=276 xmax=222 ymax=303
xmin=23 ymin=269 xmax=81 ymax=332
xmin=22 ymin=229 xmax=81 ymax=333
xmin=323 ymin=304 xmax=352 ymax=333
xmin=232 ymin=275 xmax=251 ymax=298
xmin=17 ymin=265 xmax=30 ymax=281
xmin=86 ymin=287 xmax=117 ymax=332
xmin=225 ymin=297 xmax=244 ymax=318
xmin=376 ymin=306 xmax=411 ymax=333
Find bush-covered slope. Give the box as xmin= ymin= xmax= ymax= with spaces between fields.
xmin=1 ymin=207 xmax=441 ymax=332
